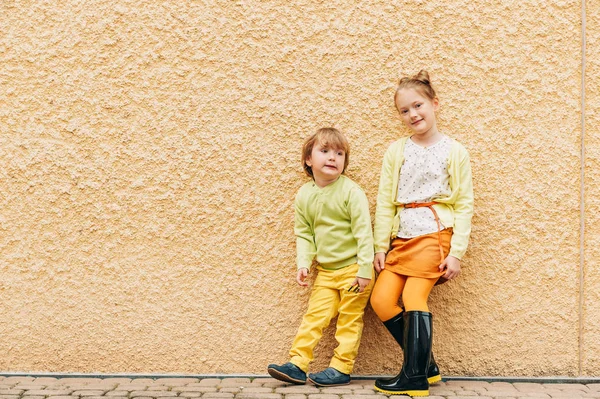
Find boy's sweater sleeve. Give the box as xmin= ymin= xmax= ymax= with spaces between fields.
xmin=294 ymin=194 xmax=316 ymax=270
xmin=348 ymin=187 xmax=375 ymax=279
xmin=449 ymin=147 xmax=474 ymax=259
xmin=374 ymin=145 xmax=397 ymax=253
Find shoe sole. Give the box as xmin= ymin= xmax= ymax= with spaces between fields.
xmin=374 ymin=386 xmax=429 ymax=396
xmin=267 ymin=367 xmax=306 ymax=385
xmin=307 ymin=377 xmax=350 ymax=388
xmin=428 ymin=374 xmax=442 ymax=384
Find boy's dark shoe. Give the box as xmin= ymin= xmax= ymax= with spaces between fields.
xmin=267 ymin=362 xmax=307 ymax=384
xmin=308 ymin=367 xmax=350 ymax=387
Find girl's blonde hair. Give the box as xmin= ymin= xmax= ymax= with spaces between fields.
xmin=302 ymin=128 xmax=350 ymax=178
xmin=394 ymin=70 xmax=437 ymax=110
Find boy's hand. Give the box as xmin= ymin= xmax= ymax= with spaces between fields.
xmin=439 ymin=255 xmax=461 ymax=280
xmin=350 ymin=277 xmax=371 ymax=293
xmin=373 ymin=252 xmax=386 ymax=273
xmin=296 ymin=268 xmax=309 ymax=286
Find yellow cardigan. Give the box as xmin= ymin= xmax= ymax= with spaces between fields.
xmin=374 ymin=137 xmax=474 ymax=259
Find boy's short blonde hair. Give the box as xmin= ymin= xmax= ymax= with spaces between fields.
xmin=302 ymin=128 xmax=350 ymax=178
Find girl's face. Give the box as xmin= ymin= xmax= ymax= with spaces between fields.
xmin=395 ymin=88 xmax=439 ymax=138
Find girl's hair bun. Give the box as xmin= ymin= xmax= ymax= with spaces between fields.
xmin=413 ymin=70 xmax=431 ymax=86
xmin=395 ymin=69 xmax=437 ymax=102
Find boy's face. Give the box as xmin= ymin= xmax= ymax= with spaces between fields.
xmin=306 ymin=142 xmax=345 ymax=187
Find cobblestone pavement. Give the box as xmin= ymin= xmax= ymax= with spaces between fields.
xmin=1 ymin=376 xmax=599 ymax=399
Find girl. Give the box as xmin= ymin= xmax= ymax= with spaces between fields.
xmin=370 ymin=71 xmax=474 ymax=397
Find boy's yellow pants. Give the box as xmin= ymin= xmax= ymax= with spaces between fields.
xmin=289 ymin=263 xmax=373 ymax=374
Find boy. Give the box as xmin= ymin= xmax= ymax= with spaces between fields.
xmin=267 ymin=128 xmax=374 ymax=387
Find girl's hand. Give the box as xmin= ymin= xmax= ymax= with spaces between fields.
xmin=350 ymin=277 xmax=371 ymax=293
xmin=439 ymin=255 xmax=461 ymax=280
xmin=296 ymin=268 xmax=309 ymax=286
xmin=373 ymin=252 xmax=386 ymax=273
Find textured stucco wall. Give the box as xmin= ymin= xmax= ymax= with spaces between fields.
xmin=584 ymin=0 xmax=600 ymax=376
xmin=0 ymin=0 xmax=596 ymax=377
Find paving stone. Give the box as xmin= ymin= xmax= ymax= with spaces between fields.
xmin=3 ymin=378 xmax=36 ymax=384
xmin=219 ymin=388 xmax=242 ymax=394
xmin=259 ymin=380 xmax=291 ymax=389
xmin=490 ymin=382 xmax=517 ymax=389
xmin=174 ymin=387 xmax=213 ymax=393
xmin=72 ymin=390 xmax=107 ymax=396
xmin=73 ymin=386 xmax=115 ymax=391
xmin=177 ymin=392 xmax=201 ymax=397
xmin=47 ymin=396 xmax=77 ymax=399
xmin=200 ymin=394 xmax=234 ymax=399
xmin=306 ymin=394 xmax=340 ymax=399
xmin=177 ymin=388 xmax=218 ymax=394
xmin=446 ymin=396 xmax=493 ymax=399
xmin=0 ymin=395 xmax=21 ymax=399
xmin=0 ymin=391 xmax=24 ymax=395
xmin=455 ymin=390 xmax=484 ymax=396
xmin=115 ymin=385 xmax=149 ymax=391
xmin=283 ymin=395 xmax=306 ymax=399
xmin=431 ymin=388 xmax=461 ymax=396
xmin=98 ymin=379 xmax=132 ymax=385
xmin=239 ymin=388 xmax=275 ymax=393
xmin=339 ymin=395 xmax=390 ymax=399
xmin=235 ymin=394 xmax=282 ymax=399
xmin=544 ymin=384 xmax=589 ymax=391
xmin=147 ymin=386 xmax=174 ymax=391
xmin=198 ymin=380 xmax=222 ymax=387
xmin=513 ymin=383 xmax=546 ymax=391
xmin=129 ymin=380 xmax=156 ymax=385
xmin=485 ymin=389 xmax=520 ymax=397
xmin=132 ymin=391 xmax=178 ymax=397
xmin=23 ymin=390 xmax=74 ymax=396
xmin=348 ymin=389 xmax=378 ymax=395
xmin=104 ymin=391 xmax=130 ymax=396
xmin=56 ymin=379 xmax=102 ymax=385
xmin=154 ymin=379 xmax=199 ymax=386
xmin=319 ymin=387 xmax=353 ymax=394
xmin=275 ymin=386 xmax=320 ymax=394
xmin=218 ymin=381 xmax=253 ymax=388
xmin=349 ymin=381 xmax=376 ymax=388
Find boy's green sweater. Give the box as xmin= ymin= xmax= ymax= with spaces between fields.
xmin=294 ymin=175 xmax=374 ymax=279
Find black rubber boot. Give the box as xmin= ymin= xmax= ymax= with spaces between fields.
xmin=374 ymin=311 xmax=432 ymax=397
xmin=381 ymin=311 xmax=441 ymax=384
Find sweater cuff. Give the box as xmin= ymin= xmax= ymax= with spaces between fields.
xmin=448 ymin=248 xmax=465 ymax=260
xmin=357 ymin=264 xmax=374 ymax=279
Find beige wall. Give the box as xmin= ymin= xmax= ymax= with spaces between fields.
xmin=0 ymin=0 xmax=597 ymax=377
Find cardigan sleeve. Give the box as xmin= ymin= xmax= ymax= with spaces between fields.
xmin=373 ymin=145 xmax=398 ymax=253
xmin=348 ymin=187 xmax=375 ymax=278
xmin=448 ymin=145 xmax=474 ymax=259
xmin=294 ymin=193 xmax=316 ymax=270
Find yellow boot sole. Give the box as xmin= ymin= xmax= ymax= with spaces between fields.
xmin=374 ymin=386 xmax=429 ymax=396
xmin=428 ymin=374 xmax=442 ymax=384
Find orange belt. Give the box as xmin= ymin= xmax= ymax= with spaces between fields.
xmin=403 ymin=202 xmax=444 ymax=264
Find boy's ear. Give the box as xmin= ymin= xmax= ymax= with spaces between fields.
xmin=305 ymin=157 xmax=312 ymax=167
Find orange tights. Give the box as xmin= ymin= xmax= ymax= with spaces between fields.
xmin=370 ymin=270 xmax=438 ymax=322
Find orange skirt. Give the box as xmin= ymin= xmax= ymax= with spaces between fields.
xmin=384 ymin=228 xmax=452 ymax=279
